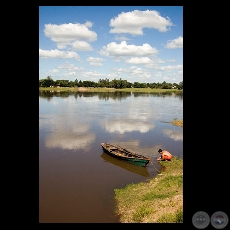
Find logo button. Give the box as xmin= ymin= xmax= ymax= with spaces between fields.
xmin=192 ymin=211 xmax=210 ymax=229
xmin=211 ymin=211 xmax=228 ymax=229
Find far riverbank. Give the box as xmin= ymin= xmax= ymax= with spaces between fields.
xmin=39 ymin=86 xmax=183 ymax=93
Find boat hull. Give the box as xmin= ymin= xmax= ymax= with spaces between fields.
xmin=101 ymin=143 xmax=151 ymax=167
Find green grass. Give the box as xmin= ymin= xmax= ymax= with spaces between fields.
xmin=114 ymin=157 xmax=183 ymax=223
xmin=171 ymin=118 xmax=183 ymax=127
xmin=157 ymin=209 xmax=183 ymax=223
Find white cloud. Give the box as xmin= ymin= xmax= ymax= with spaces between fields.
xmin=156 ymin=65 xmax=183 ymax=71
xmin=100 ymin=41 xmax=158 ymax=57
xmin=107 ymin=73 xmax=119 ymax=79
xmin=82 ymin=71 xmax=106 ymax=78
xmin=111 ymin=65 xmax=182 ymax=82
xmin=63 ymin=72 xmax=79 ymax=76
xmin=39 ymin=49 xmax=80 ymax=60
xmin=72 ymin=40 xmax=93 ymax=51
xmin=47 ymin=69 xmax=59 ymax=75
xmin=57 ymin=62 xmax=84 ymax=71
xmin=114 ymin=35 xmax=130 ymax=41
xmin=126 ymin=57 xmax=152 ymax=64
xmin=125 ymin=57 xmax=165 ymax=68
xmin=109 ymin=10 xmax=173 ymax=35
xmin=166 ymin=59 xmax=176 ymax=62
xmin=87 ymin=57 xmax=105 ymax=66
xmin=165 ymin=36 xmax=183 ymax=49
xmin=43 ymin=22 xmax=97 ymax=49
xmin=84 ymin=21 xmax=93 ymax=28
xmin=130 ymin=66 xmax=143 ymax=73
xmin=113 ymin=66 xmax=151 ymax=79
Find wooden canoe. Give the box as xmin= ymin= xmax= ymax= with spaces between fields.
xmin=101 ymin=143 xmax=151 ymax=167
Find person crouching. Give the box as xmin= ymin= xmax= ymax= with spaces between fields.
xmin=157 ymin=149 xmax=172 ymax=161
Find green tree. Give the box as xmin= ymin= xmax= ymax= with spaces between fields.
xmin=39 ymin=76 xmax=54 ymax=87
xmin=178 ymin=81 xmax=183 ymax=90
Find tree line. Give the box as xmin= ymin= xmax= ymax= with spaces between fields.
xmin=39 ymin=76 xmax=183 ymax=90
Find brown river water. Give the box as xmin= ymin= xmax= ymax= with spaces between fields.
xmin=39 ymin=90 xmax=183 ymax=223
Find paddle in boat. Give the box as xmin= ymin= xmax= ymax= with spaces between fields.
xmin=101 ymin=143 xmax=151 ymax=167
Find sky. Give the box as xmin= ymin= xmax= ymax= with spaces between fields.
xmin=39 ymin=6 xmax=183 ymax=84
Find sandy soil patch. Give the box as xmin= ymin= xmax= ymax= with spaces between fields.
xmin=78 ymin=87 xmax=87 ymax=91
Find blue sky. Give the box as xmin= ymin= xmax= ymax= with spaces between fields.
xmin=39 ymin=6 xmax=183 ymax=84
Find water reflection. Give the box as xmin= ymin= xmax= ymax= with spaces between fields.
xmin=46 ymin=131 xmax=96 ymax=150
xmin=39 ymin=91 xmax=183 ymax=155
xmin=39 ymin=113 xmax=96 ymax=151
xmin=100 ymin=152 xmax=151 ymax=178
xmin=39 ymin=90 xmax=183 ymax=223
xmin=163 ymin=129 xmax=183 ymax=141
xmin=39 ymin=90 xmax=183 ymax=100
xmin=102 ymin=119 xmax=154 ymax=134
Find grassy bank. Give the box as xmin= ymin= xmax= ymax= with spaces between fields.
xmin=114 ymin=120 xmax=183 ymax=223
xmin=114 ymin=157 xmax=183 ymax=223
xmin=39 ymin=86 xmax=182 ymax=93
xmin=171 ymin=118 xmax=183 ymax=127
